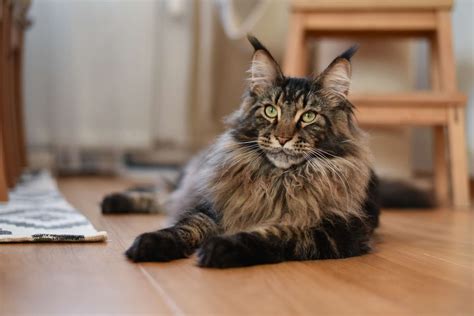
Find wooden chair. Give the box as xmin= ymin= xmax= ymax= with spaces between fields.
xmin=0 ymin=0 xmax=30 ymax=201
xmin=284 ymin=0 xmax=470 ymax=207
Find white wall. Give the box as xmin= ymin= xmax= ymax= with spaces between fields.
xmin=24 ymin=0 xmax=159 ymax=149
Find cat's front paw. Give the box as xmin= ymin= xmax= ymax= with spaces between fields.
xmin=197 ymin=235 xmax=254 ymax=268
xmin=125 ymin=230 xmax=188 ymax=262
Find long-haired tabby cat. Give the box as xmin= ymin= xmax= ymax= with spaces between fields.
xmin=102 ymin=36 xmax=432 ymax=268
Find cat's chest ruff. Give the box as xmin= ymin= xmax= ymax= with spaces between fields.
xmin=210 ymin=163 xmax=320 ymax=230
xmin=214 ymin=162 xmax=307 ymax=200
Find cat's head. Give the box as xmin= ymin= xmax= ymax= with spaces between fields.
xmin=229 ymin=35 xmax=360 ymax=169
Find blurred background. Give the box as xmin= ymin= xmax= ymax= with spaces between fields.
xmin=21 ymin=0 xmax=474 ymax=183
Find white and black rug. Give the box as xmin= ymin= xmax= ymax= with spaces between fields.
xmin=0 ymin=171 xmax=107 ymax=242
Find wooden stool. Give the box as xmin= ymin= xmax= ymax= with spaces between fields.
xmin=284 ymin=0 xmax=470 ymax=208
xmin=0 ymin=0 xmax=30 ymax=201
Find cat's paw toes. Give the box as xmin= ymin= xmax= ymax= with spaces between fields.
xmin=101 ymin=193 xmax=133 ymax=213
xmin=125 ymin=231 xmax=187 ymax=262
xmin=197 ymin=236 xmax=251 ymax=268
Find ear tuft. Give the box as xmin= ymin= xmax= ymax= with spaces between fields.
xmin=247 ymin=34 xmax=283 ymax=94
xmin=247 ymin=34 xmax=266 ymax=52
xmin=338 ymin=44 xmax=359 ymax=61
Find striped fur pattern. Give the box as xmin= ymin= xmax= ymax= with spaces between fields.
xmin=111 ymin=36 xmax=381 ymax=268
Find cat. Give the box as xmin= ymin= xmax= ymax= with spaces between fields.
xmin=102 ymin=36 xmax=432 ymax=268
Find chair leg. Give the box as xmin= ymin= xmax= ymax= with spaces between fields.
xmin=9 ymin=56 xmax=21 ymax=182
xmin=447 ymin=107 xmax=470 ymax=207
xmin=14 ymin=38 xmax=27 ymax=168
xmin=433 ymin=126 xmax=449 ymax=206
xmin=1 ymin=0 xmax=14 ymax=188
xmin=283 ymin=12 xmax=308 ymax=77
xmin=0 ymin=131 xmax=8 ymax=201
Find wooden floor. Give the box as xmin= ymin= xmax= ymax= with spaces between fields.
xmin=1 ymin=177 xmax=473 ymax=315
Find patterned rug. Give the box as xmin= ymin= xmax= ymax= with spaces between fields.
xmin=0 ymin=171 xmax=107 ymax=242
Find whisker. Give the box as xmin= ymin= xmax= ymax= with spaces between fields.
xmin=308 ymin=149 xmax=352 ymax=211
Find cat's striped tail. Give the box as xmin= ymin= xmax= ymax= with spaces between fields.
xmin=379 ymin=178 xmax=435 ymax=208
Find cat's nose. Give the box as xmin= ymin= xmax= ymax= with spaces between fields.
xmin=276 ymin=136 xmax=291 ymax=146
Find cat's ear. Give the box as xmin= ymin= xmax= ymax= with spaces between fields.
xmin=247 ymin=35 xmax=283 ymax=94
xmin=317 ymin=45 xmax=358 ymax=97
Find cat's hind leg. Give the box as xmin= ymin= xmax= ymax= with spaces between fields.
xmin=126 ymin=203 xmax=219 ymax=262
xmin=101 ymin=185 xmax=160 ymax=214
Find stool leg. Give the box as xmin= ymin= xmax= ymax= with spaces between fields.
xmin=433 ymin=126 xmax=449 ymax=206
xmin=283 ymin=12 xmax=308 ymax=77
xmin=429 ymin=25 xmax=449 ymax=207
xmin=434 ymin=11 xmax=469 ymax=207
xmin=447 ymin=107 xmax=470 ymax=207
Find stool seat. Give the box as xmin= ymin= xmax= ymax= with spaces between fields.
xmin=292 ymin=0 xmax=453 ymax=11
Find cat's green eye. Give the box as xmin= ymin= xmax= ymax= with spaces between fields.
xmin=301 ymin=111 xmax=317 ymax=123
xmin=264 ymin=105 xmax=278 ymax=118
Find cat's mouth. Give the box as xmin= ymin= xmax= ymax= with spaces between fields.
xmin=265 ymin=148 xmax=306 ymax=169
xmin=266 ymin=147 xmax=302 ymax=157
